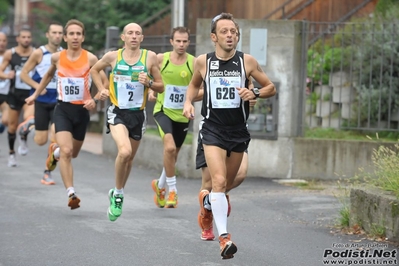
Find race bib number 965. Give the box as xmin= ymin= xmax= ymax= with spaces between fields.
xmin=60 ymin=77 xmax=84 ymax=102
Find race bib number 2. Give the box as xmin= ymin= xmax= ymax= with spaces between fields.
xmin=115 ymin=74 xmax=144 ymax=109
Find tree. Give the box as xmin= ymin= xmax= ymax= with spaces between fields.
xmin=354 ymin=6 xmax=399 ymax=123
xmin=33 ymin=0 xmax=171 ymax=53
xmin=0 ymin=0 xmax=13 ymax=26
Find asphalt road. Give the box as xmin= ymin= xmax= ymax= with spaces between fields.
xmin=0 ymin=131 xmax=397 ymax=266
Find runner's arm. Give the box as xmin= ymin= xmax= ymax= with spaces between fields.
xmin=20 ymin=49 xmax=41 ymax=90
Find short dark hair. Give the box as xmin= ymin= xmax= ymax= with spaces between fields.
xmin=18 ymin=27 xmax=31 ymax=36
xmin=170 ymin=27 xmax=190 ymax=40
xmin=210 ymin=12 xmax=236 ymax=33
xmin=47 ymin=23 xmax=63 ymax=33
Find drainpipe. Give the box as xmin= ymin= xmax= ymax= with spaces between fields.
xmin=172 ymin=0 xmax=185 ymax=28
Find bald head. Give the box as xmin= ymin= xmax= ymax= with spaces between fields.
xmin=123 ymin=23 xmax=142 ymax=34
xmin=0 ymin=32 xmax=8 ymax=54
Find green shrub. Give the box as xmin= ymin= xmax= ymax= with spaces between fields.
xmin=364 ymin=142 xmax=399 ymax=198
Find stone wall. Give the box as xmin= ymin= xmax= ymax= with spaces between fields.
xmin=350 ymin=188 xmax=399 ymax=242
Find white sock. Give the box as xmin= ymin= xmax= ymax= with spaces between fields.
xmin=114 ymin=188 xmax=123 ymax=195
xmin=158 ymin=167 xmax=166 ymax=189
xmin=66 ymin=187 xmax=75 ymax=196
xmin=54 ymin=147 xmax=60 ymax=160
xmin=166 ymin=176 xmax=177 ymax=192
xmin=210 ymin=192 xmax=228 ymax=236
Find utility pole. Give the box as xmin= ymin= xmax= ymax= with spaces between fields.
xmin=172 ymin=0 xmax=185 ymax=28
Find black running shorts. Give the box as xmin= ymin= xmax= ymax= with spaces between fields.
xmin=106 ymin=104 xmax=145 ymax=141
xmin=195 ymin=119 xmax=250 ymax=169
xmin=34 ymin=101 xmax=56 ymax=131
xmin=53 ymin=101 xmax=90 ymax=141
xmin=154 ymin=111 xmax=189 ymax=148
xmin=7 ymin=89 xmax=30 ymax=111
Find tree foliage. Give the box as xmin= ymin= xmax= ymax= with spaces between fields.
xmin=354 ymin=6 xmax=399 ymax=123
xmin=34 ymin=0 xmax=171 ymax=52
xmin=0 ymin=0 xmax=13 ymax=25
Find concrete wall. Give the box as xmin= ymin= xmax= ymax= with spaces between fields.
xmin=101 ymin=19 xmax=394 ymax=180
xmin=103 ymin=131 xmax=394 ymax=180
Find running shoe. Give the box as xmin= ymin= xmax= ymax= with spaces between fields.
xmin=201 ymin=227 xmax=215 ymax=241
xmin=107 ymin=189 xmax=118 ymax=222
xmin=165 ymin=191 xmax=178 ymax=208
xmin=17 ymin=138 xmax=28 ymax=156
xmin=68 ymin=193 xmax=80 ymax=210
xmin=46 ymin=143 xmax=59 ymax=171
xmin=7 ymin=153 xmax=17 ymax=167
xmin=226 ymin=194 xmax=231 ymax=217
xmin=198 ymin=190 xmax=213 ymax=232
xmin=17 ymin=116 xmax=34 ymax=156
xmin=219 ymin=233 xmax=237 ymax=259
xmin=18 ymin=116 xmax=35 ymax=136
xmin=41 ymin=171 xmax=55 ymax=185
xmin=108 ymin=189 xmax=123 ymax=220
xmin=151 ymin=179 xmax=166 ymax=208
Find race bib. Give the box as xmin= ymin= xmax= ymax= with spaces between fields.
xmin=210 ymin=76 xmax=241 ymax=109
xmin=0 ymin=79 xmax=10 ymax=95
xmin=114 ymin=74 xmax=144 ymax=109
xmin=163 ymin=84 xmax=187 ymax=109
xmin=15 ymin=69 xmax=31 ymax=90
xmin=60 ymin=77 xmax=84 ymax=102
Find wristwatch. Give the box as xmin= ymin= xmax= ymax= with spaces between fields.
xmin=148 ymin=80 xmax=153 ymax=88
xmin=251 ymin=88 xmax=260 ymax=99
xmin=93 ymin=98 xmax=99 ymax=104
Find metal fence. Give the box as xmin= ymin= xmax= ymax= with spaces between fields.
xmin=303 ymin=21 xmax=399 ymax=132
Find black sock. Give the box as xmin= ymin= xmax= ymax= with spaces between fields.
xmin=8 ymin=132 xmax=16 ymax=151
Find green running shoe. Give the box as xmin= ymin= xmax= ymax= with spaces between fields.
xmin=151 ymin=179 xmax=166 ymax=208
xmin=107 ymin=188 xmax=123 ymax=222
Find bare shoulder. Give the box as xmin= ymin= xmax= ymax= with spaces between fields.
xmin=146 ymin=50 xmax=157 ymax=59
xmin=102 ymin=50 xmax=118 ymax=62
xmin=29 ymin=48 xmax=44 ymax=62
xmin=87 ymin=51 xmax=100 ymax=65
xmin=31 ymin=48 xmax=43 ymax=57
xmin=243 ymin=53 xmax=257 ymax=65
xmin=243 ymin=53 xmax=262 ymax=73
xmin=156 ymin=53 xmax=164 ymax=60
xmin=146 ymin=50 xmax=159 ymax=65
xmin=195 ymin=54 xmax=207 ymax=66
xmin=3 ymin=49 xmax=12 ymax=61
xmin=51 ymin=51 xmax=61 ymax=63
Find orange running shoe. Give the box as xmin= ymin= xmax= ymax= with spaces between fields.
xmin=46 ymin=143 xmax=59 ymax=171
xmin=198 ymin=190 xmax=214 ymax=235
xmin=165 ymin=191 xmax=178 ymax=208
xmin=68 ymin=193 xmax=80 ymax=210
xmin=201 ymin=227 xmax=215 ymax=241
xmin=219 ymin=233 xmax=237 ymax=259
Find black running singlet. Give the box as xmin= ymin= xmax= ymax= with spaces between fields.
xmin=9 ymin=47 xmax=33 ymax=92
xmin=201 ymin=51 xmax=249 ymax=126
